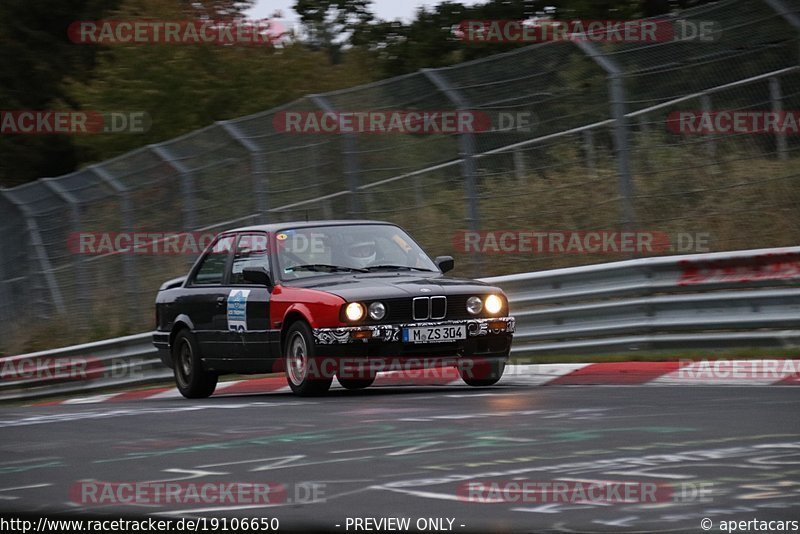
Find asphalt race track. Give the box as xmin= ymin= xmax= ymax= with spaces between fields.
xmin=1 ymin=382 xmax=799 ymax=532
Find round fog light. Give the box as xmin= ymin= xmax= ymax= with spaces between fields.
xmin=345 ymin=302 xmax=365 ymax=322
xmin=466 ymin=296 xmax=483 ymax=315
xmin=368 ymin=301 xmax=386 ymax=320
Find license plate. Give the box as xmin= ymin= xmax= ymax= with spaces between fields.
xmin=402 ymin=325 xmax=466 ymax=343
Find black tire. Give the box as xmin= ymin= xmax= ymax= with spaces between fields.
xmin=459 ymin=358 xmax=505 ymax=387
xmin=337 ymin=375 xmax=376 ymax=390
xmin=284 ymin=321 xmax=333 ymax=396
xmin=172 ymin=329 xmax=218 ymax=399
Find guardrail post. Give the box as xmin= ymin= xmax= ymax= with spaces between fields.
xmin=422 ymin=68 xmax=482 ymax=276
xmin=309 ymin=94 xmax=361 ymax=218
xmin=150 ymin=144 xmax=197 ymax=265
xmin=573 ymin=40 xmax=636 ymax=234
xmin=90 ymin=165 xmax=139 ymax=313
xmin=42 ymin=177 xmax=90 ymax=331
xmin=0 ymin=189 xmax=65 ymax=316
xmin=218 ymin=120 xmax=270 ymax=223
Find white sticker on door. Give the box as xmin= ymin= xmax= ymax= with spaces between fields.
xmin=227 ymin=289 xmax=250 ymax=332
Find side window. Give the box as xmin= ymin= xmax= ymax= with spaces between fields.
xmin=192 ymin=236 xmax=235 ymax=285
xmin=231 ymin=233 xmax=271 ymax=284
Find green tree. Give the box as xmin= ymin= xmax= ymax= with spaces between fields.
xmin=294 ymin=0 xmax=374 ymax=63
xmin=0 ymin=0 xmax=121 ymax=187
xmin=67 ymin=0 xmax=377 ymax=163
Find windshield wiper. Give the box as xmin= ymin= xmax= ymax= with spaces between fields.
xmin=285 ymin=264 xmax=368 ymax=273
xmin=364 ymin=265 xmax=436 ymax=272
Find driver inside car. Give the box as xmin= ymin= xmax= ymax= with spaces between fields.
xmin=345 ymin=240 xmax=377 ymax=268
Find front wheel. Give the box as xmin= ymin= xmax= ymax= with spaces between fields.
xmin=337 ymin=375 xmax=376 ymax=390
xmin=172 ymin=329 xmax=218 ymax=398
xmin=284 ymin=322 xmax=333 ymax=396
xmin=459 ymin=358 xmax=505 ymax=387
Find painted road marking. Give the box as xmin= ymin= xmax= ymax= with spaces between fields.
xmin=27 ymin=361 xmax=800 ymax=407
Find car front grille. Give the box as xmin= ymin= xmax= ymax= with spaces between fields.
xmin=366 ymin=295 xmax=481 ymax=323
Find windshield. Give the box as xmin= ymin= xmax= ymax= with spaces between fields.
xmin=276 ymin=224 xmax=438 ymax=280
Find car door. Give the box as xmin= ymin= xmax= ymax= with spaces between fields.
xmin=184 ymin=234 xmax=236 ymax=359
xmin=227 ymin=232 xmax=276 ymax=371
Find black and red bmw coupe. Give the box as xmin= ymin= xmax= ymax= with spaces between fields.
xmin=153 ymin=221 xmax=514 ymax=397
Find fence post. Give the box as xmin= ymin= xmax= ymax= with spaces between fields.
xmin=768 ymin=77 xmax=788 ymax=160
xmin=638 ymin=114 xmax=652 ymax=175
xmin=422 ymin=68 xmax=482 ymax=275
xmin=763 ymin=0 xmax=800 ymax=60
xmin=695 ymin=94 xmax=717 ymax=162
xmin=150 ymin=144 xmax=196 ymax=265
xmin=90 ymin=165 xmax=139 ymax=313
xmin=574 ymin=40 xmax=636 ymax=234
xmin=150 ymin=144 xmax=196 ymax=231
xmin=513 ymin=150 xmax=527 ymax=185
xmin=583 ymin=129 xmax=597 ymax=179
xmin=309 ymin=94 xmax=361 ymax=218
xmin=218 ymin=120 xmax=269 ymax=223
xmin=42 ymin=178 xmax=89 ymax=331
xmin=763 ymin=0 xmax=799 ymax=158
xmin=0 ymin=191 xmax=17 ymax=330
xmin=0 ymin=189 xmax=65 ymax=316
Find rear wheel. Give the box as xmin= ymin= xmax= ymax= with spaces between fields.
xmin=459 ymin=358 xmax=505 ymax=387
xmin=284 ymin=322 xmax=333 ymax=396
xmin=173 ymin=329 xmax=217 ymax=398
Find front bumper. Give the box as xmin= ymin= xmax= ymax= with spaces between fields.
xmin=311 ymin=317 xmax=514 ymax=359
xmin=152 ymin=331 xmax=171 ymax=367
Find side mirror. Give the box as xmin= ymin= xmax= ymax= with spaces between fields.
xmin=242 ymin=267 xmax=273 ymax=287
xmin=434 ymin=256 xmax=455 ymax=274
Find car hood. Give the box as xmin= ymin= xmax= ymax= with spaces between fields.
xmin=284 ymin=273 xmax=498 ymax=301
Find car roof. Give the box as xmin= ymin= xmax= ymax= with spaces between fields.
xmin=224 ymin=220 xmax=397 ymax=234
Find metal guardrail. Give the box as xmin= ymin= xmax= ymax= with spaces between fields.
xmin=2 ymin=246 xmax=799 ymax=401
xmin=0 ymin=333 xmax=167 ymax=402
xmin=485 ymin=246 xmax=800 ymax=355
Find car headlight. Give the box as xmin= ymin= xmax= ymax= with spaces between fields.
xmin=345 ymin=302 xmax=365 ymax=321
xmin=484 ymin=294 xmax=503 ymax=315
xmin=466 ymin=296 xmax=483 ymax=315
xmin=368 ymin=301 xmax=386 ymax=320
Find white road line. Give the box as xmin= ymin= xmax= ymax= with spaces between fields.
xmin=500 ymin=364 xmax=591 ymax=386
xmin=148 ymin=389 xmax=183 ymax=399
xmin=62 ymin=394 xmax=118 ymax=404
xmin=0 ymin=483 xmax=53 ymax=492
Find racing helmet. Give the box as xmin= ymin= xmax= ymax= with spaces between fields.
xmin=345 ymin=240 xmax=377 ymax=268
